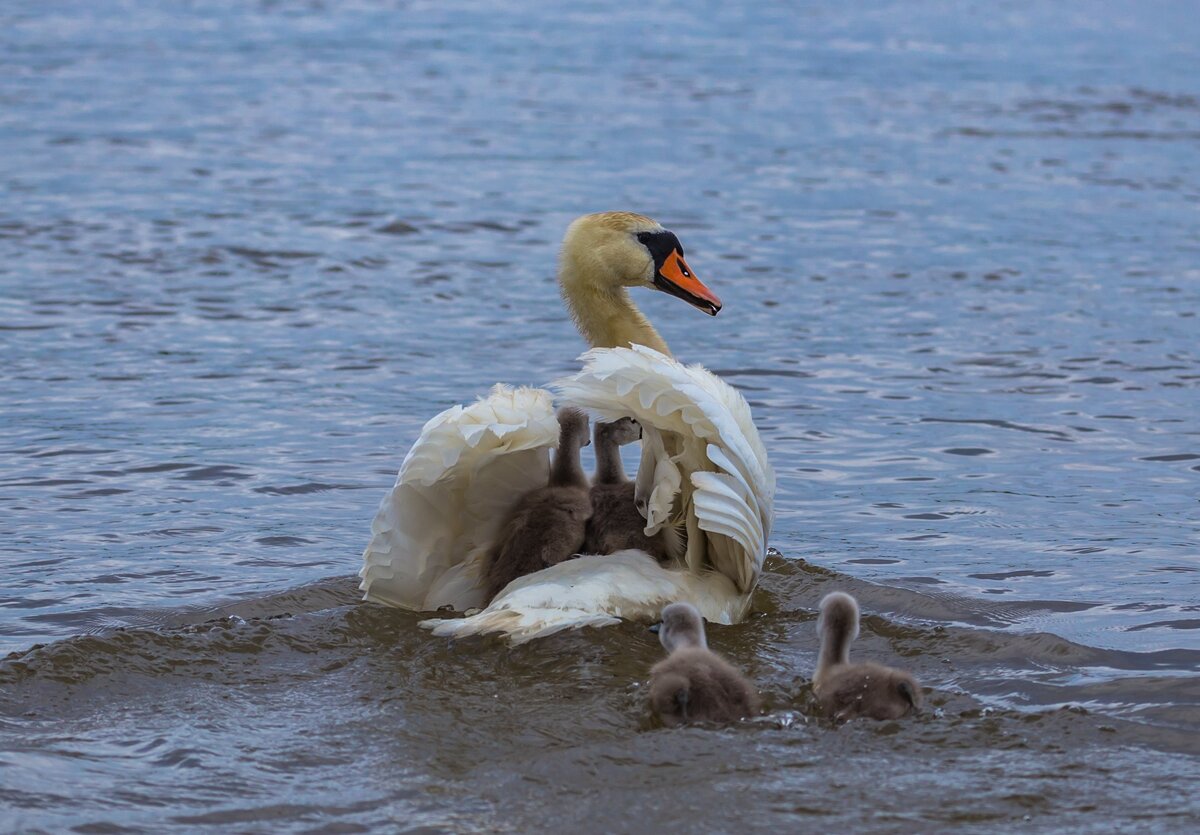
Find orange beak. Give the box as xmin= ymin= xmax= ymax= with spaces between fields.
xmin=653 ymin=249 xmax=722 ymax=316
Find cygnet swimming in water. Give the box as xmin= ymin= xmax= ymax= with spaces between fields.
xmin=813 ymin=591 xmax=921 ymax=721
xmin=648 ymin=601 xmax=760 ymax=726
xmin=581 ymin=417 xmax=680 ymax=562
xmin=484 ymin=407 xmax=593 ymax=602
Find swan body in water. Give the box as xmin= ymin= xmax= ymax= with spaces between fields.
xmin=359 ymin=212 xmax=775 ymax=642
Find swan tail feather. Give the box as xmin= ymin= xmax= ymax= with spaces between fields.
xmin=420 ymin=550 xmax=746 ymax=643
xmin=422 ymin=609 xmax=622 ymax=644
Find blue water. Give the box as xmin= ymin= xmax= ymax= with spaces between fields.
xmin=2 ymin=1 xmax=1198 ymax=831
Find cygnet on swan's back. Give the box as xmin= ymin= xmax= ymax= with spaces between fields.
xmin=813 ymin=591 xmax=921 ymax=721
xmin=582 ymin=417 xmax=678 ymax=562
xmin=648 ymin=601 xmax=759 ymax=726
xmin=484 ymin=408 xmax=592 ymax=602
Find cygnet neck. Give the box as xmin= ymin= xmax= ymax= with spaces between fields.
xmin=551 ymin=426 xmax=587 ymax=487
xmin=818 ymin=628 xmax=850 ymax=671
xmin=593 ymin=429 xmax=626 ymax=484
xmin=663 ymin=625 xmax=707 ymax=653
xmin=817 ymin=595 xmax=858 ymax=671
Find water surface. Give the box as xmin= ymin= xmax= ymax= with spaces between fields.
xmin=2 ymin=0 xmax=1198 ymax=831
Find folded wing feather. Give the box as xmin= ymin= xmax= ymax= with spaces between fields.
xmin=359 ymin=385 xmax=558 ymax=612
xmin=421 ymin=550 xmax=744 ymax=644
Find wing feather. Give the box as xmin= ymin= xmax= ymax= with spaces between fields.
xmin=362 ymin=346 xmax=776 ymax=644
xmin=553 ymin=345 xmax=775 ymax=595
xmin=359 ymin=385 xmax=559 ymax=612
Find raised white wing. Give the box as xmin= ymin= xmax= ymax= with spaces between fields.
xmin=554 ymin=345 xmax=775 ymax=595
xmin=359 ymin=384 xmax=559 ymax=612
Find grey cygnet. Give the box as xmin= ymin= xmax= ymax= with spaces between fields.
xmin=484 ymin=407 xmax=593 ymax=602
xmin=582 ymin=417 xmax=676 ymax=562
xmin=648 ymin=602 xmax=760 ymax=726
xmin=813 ymin=591 xmax=921 ymax=721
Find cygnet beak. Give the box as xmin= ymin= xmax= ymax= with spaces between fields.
xmin=648 ymin=622 xmax=661 ymax=634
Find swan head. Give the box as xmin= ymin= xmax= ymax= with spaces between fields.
xmin=652 ymin=601 xmax=709 ymax=652
xmin=560 ymin=212 xmax=722 ymax=316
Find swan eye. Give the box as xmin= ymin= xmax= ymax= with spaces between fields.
xmin=638 ymin=228 xmax=722 ymax=315
xmin=636 ymin=230 xmax=685 ymax=267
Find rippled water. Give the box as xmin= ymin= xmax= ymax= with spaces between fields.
xmin=2 ymin=0 xmax=1198 ymax=831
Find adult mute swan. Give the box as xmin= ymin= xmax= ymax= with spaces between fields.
xmin=360 ymin=212 xmax=775 ymax=642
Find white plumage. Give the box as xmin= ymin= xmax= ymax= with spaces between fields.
xmin=425 ymin=550 xmax=742 ymax=645
xmin=361 ymin=347 xmax=775 ymax=642
xmin=554 ymin=345 xmax=774 ymax=595
xmin=359 ymin=385 xmax=559 ymax=613
xmin=360 ymin=211 xmax=777 ymax=642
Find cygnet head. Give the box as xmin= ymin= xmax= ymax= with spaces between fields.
xmin=597 ymin=417 xmax=641 ymax=447
xmin=654 ymin=602 xmax=708 ymax=653
xmin=817 ymin=592 xmax=861 ymax=644
xmin=556 ymin=407 xmax=591 ymax=447
xmin=559 ymin=212 xmax=722 ymax=316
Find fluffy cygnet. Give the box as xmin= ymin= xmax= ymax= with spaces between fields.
xmin=813 ymin=591 xmax=921 ymax=721
xmin=582 ymin=417 xmax=678 ymax=562
xmin=484 ymin=408 xmax=593 ymax=602
xmin=648 ymin=602 xmax=760 ymax=726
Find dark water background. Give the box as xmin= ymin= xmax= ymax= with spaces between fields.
xmin=2 ymin=0 xmax=1198 ymax=831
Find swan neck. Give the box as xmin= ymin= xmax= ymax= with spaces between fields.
xmin=560 ymin=266 xmax=671 ymax=354
xmin=664 ymin=629 xmax=706 ymax=654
